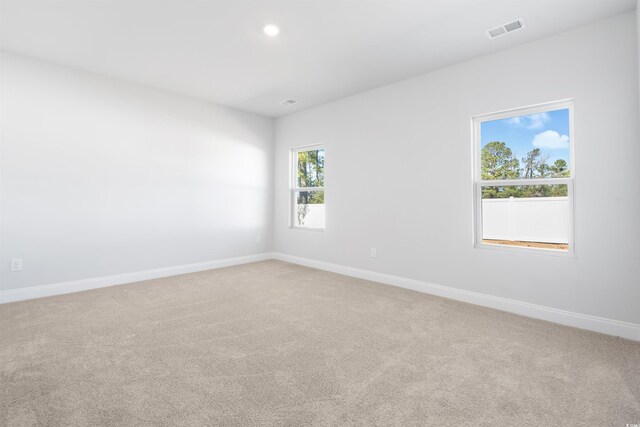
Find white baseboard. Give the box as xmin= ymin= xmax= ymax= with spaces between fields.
xmin=273 ymin=252 xmax=640 ymax=342
xmin=0 ymin=252 xmax=275 ymax=304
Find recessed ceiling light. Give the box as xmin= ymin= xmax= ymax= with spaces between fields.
xmin=263 ymin=24 xmax=280 ymax=37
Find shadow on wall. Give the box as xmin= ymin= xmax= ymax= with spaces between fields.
xmin=0 ymin=52 xmax=274 ymax=290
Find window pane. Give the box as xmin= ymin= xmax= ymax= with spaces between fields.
xmin=294 ymin=190 xmax=324 ymax=228
xmin=480 ymin=108 xmax=570 ymax=180
xmin=481 ymin=185 xmax=568 ymax=251
xmin=297 ymin=148 xmax=324 ymax=188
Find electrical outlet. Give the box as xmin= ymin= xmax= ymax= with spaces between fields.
xmin=256 ymin=235 xmax=262 ymax=244
xmin=11 ymin=258 xmax=23 ymax=272
xmin=370 ymin=248 xmax=377 ymax=258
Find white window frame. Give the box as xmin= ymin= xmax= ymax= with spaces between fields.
xmin=472 ymin=99 xmax=575 ymax=256
xmin=290 ymin=144 xmax=325 ymax=231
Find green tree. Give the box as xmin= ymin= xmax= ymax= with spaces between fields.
xmin=544 ymin=159 xmax=569 ymax=196
xmin=521 ymin=149 xmax=556 ymax=196
xmin=481 ymin=143 xmax=569 ymax=199
xmin=522 ymin=148 xmax=541 ymax=179
xmin=549 ymin=159 xmax=569 ymax=177
xmin=481 ymin=141 xmax=520 ymax=198
xmin=481 ymin=141 xmax=520 ymax=180
xmin=548 ymin=184 xmax=568 ymax=196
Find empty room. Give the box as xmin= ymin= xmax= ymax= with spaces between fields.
xmin=1 ymin=0 xmax=639 ymax=425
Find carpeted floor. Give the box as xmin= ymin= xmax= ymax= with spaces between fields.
xmin=1 ymin=260 xmax=639 ymax=426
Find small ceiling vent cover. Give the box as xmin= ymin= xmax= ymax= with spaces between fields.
xmin=280 ymin=99 xmax=297 ymax=106
xmin=486 ymin=18 xmax=525 ymax=39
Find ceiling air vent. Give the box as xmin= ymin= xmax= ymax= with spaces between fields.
xmin=280 ymin=99 xmax=297 ymax=106
xmin=486 ymin=18 xmax=525 ymax=39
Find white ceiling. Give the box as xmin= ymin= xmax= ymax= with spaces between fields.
xmin=0 ymin=0 xmax=635 ymax=117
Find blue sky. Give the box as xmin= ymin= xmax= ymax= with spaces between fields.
xmin=481 ymin=108 xmax=570 ymax=167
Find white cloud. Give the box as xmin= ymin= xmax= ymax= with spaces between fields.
xmin=525 ymin=113 xmax=550 ymax=130
xmin=532 ymin=130 xmax=569 ymax=149
xmin=503 ymin=112 xmax=550 ymax=130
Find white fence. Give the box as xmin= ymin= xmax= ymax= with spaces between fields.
xmin=296 ymin=204 xmax=325 ymax=228
xmin=482 ymin=197 xmax=569 ymax=243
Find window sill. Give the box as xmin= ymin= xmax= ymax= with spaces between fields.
xmin=290 ymin=226 xmax=324 ymax=232
xmin=475 ymin=242 xmax=575 ymax=258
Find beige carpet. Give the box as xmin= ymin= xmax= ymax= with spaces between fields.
xmin=1 ymin=260 xmax=639 ymax=426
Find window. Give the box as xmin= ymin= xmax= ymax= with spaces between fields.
xmin=473 ymin=100 xmax=574 ymax=254
xmin=291 ymin=145 xmax=325 ymax=230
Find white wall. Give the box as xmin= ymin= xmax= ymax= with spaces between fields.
xmin=0 ymin=52 xmax=274 ymax=291
xmin=274 ymin=12 xmax=640 ymax=325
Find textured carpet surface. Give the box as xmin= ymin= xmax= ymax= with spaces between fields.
xmin=1 ymin=260 xmax=639 ymax=426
